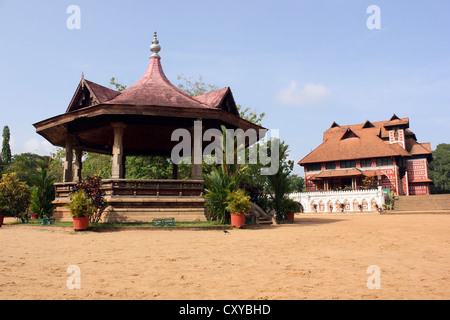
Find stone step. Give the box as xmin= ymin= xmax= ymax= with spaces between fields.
xmin=393 ymin=194 xmax=450 ymax=213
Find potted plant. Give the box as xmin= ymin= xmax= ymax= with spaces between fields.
xmin=225 ymin=189 xmax=251 ymax=228
xmin=0 ymin=206 xmax=5 ymax=227
xmin=284 ymin=198 xmax=300 ymax=221
xmin=65 ymin=190 xmax=93 ymax=231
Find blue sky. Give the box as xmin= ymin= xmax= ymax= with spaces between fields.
xmin=1 ymin=0 xmax=449 ymax=175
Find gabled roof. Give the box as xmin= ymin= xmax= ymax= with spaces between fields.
xmin=193 ymin=87 xmax=240 ymax=116
xmin=323 ymin=116 xmax=410 ymax=141
xmin=330 ymin=121 xmax=340 ymax=128
xmin=340 ymin=128 xmax=359 ymax=140
xmin=66 ymin=78 xmax=119 ymax=112
xmin=406 ymin=139 xmax=432 ymax=156
xmin=362 ymin=120 xmax=375 ymax=128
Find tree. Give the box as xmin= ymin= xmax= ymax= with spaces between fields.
xmin=236 ymin=105 xmax=265 ymax=126
xmin=0 ymin=173 xmax=31 ymax=221
xmin=2 ymin=126 xmax=12 ymax=165
xmin=176 ymin=74 xmax=219 ymax=96
xmin=3 ymin=153 xmax=44 ymax=186
xmin=265 ymin=140 xmax=294 ymax=221
xmin=286 ymin=174 xmax=305 ymax=192
xmin=203 ymin=125 xmax=247 ymax=223
xmin=82 ymin=152 xmax=112 ymax=179
xmin=109 ymin=77 xmax=127 ymax=92
xmin=176 ymin=74 xmax=265 ymax=125
xmin=49 ymin=147 xmax=65 ymax=182
xmin=30 ymin=157 xmax=55 ymax=218
xmin=429 ymin=143 xmax=450 ymax=193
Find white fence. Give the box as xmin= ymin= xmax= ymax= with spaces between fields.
xmin=289 ymin=187 xmax=386 ymax=213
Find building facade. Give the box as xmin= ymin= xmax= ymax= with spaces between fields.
xmin=298 ymin=115 xmax=433 ymax=196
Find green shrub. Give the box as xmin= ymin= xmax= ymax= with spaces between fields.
xmin=225 ymin=189 xmax=251 ymax=215
xmin=65 ymin=190 xmax=94 ymax=218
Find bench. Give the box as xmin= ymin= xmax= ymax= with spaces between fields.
xmin=38 ymin=217 xmax=56 ymax=225
xmin=151 ymin=218 xmax=176 ymax=227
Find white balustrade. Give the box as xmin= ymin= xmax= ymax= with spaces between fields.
xmin=289 ymin=186 xmax=386 ymax=213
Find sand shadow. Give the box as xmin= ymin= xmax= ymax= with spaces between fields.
xmin=257 ymin=216 xmax=344 ymax=229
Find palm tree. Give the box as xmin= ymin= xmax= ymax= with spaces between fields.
xmin=203 ymin=125 xmax=247 ymax=224
xmin=30 ymin=157 xmax=55 ymax=218
xmin=265 ymin=140 xmax=293 ymax=221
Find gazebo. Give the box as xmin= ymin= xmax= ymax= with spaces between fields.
xmin=33 ymin=33 xmax=264 ymax=222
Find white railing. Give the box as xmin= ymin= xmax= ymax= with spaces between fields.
xmin=289 ymin=186 xmax=386 ymax=213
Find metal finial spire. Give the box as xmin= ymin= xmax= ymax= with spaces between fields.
xmin=150 ymin=31 xmax=161 ymax=59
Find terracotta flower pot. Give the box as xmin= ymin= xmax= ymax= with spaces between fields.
xmin=73 ymin=217 xmax=89 ymax=231
xmin=0 ymin=214 xmax=4 ymax=227
xmin=230 ymin=213 xmax=245 ymax=228
xmin=287 ymin=212 xmax=295 ymax=221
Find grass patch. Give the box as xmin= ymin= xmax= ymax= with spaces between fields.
xmin=5 ymin=219 xmax=228 ymax=228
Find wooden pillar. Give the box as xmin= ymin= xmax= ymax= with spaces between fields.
xmin=73 ymin=148 xmax=83 ymax=182
xmin=63 ymin=135 xmax=74 ymax=182
xmin=122 ymin=154 xmax=127 ymax=179
xmin=172 ymin=163 xmax=179 ymax=180
xmin=111 ymin=123 xmax=126 ymax=179
xmin=191 ymin=119 xmax=203 ymax=180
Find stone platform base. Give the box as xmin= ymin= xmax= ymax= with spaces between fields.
xmin=53 ymin=195 xmax=207 ymax=223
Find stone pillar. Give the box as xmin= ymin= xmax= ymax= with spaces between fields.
xmin=191 ymin=119 xmax=203 ymax=180
xmin=63 ymin=135 xmax=74 ymax=182
xmin=73 ymin=148 xmax=83 ymax=182
xmin=111 ymin=123 xmax=126 ymax=179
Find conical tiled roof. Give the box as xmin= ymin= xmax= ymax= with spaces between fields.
xmin=105 ymin=52 xmax=215 ymax=109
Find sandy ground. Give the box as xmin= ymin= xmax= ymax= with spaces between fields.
xmin=0 ymin=214 xmax=448 ymax=300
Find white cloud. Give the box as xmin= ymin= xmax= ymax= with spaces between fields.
xmin=22 ymin=138 xmax=55 ymax=155
xmin=276 ymin=81 xmax=331 ymax=107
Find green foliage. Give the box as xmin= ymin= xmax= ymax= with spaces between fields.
xmin=0 ymin=173 xmax=31 ymax=219
xmin=82 ymin=152 xmax=112 ymax=179
xmin=49 ymin=148 xmax=64 ymax=182
xmin=286 ymin=174 xmax=305 ymax=193
xmin=3 ymin=153 xmax=43 ymax=186
xmin=126 ymin=156 xmax=172 ymax=179
xmin=203 ymin=126 xmax=246 ymax=223
xmin=109 ymin=77 xmax=127 ymax=92
xmin=362 ymin=176 xmax=377 ymax=190
xmin=236 ymin=105 xmax=265 ymax=126
xmin=65 ymin=190 xmax=94 ymax=218
xmin=265 ymin=140 xmax=294 ymax=220
xmin=176 ymin=74 xmax=219 ymax=96
xmin=30 ymin=157 xmax=55 ymax=218
xmin=429 ymin=143 xmax=450 ymax=193
xmin=225 ymin=188 xmax=251 ymax=215
xmin=283 ymin=198 xmax=301 ymax=213
xmin=2 ymin=126 xmax=12 ymax=165
xmin=72 ymin=176 xmax=107 ymax=223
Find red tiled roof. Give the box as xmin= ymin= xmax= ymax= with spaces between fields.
xmin=84 ymin=80 xmax=120 ymax=103
xmin=300 ymin=126 xmax=410 ymax=164
xmin=406 ymin=139 xmax=432 ymax=156
xmin=300 ymin=115 xmax=430 ymax=165
xmin=193 ymin=87 xmax=229 ymax=107
xmin=409 ymin=178 xmax=433 ymax=183
xmin=105 ymin=57 xmax=215 ymax=109
xmin=313 ymin=168 xmax=364 ymax=179
xmin=362 ymin=170 xmax=386 ymax=177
